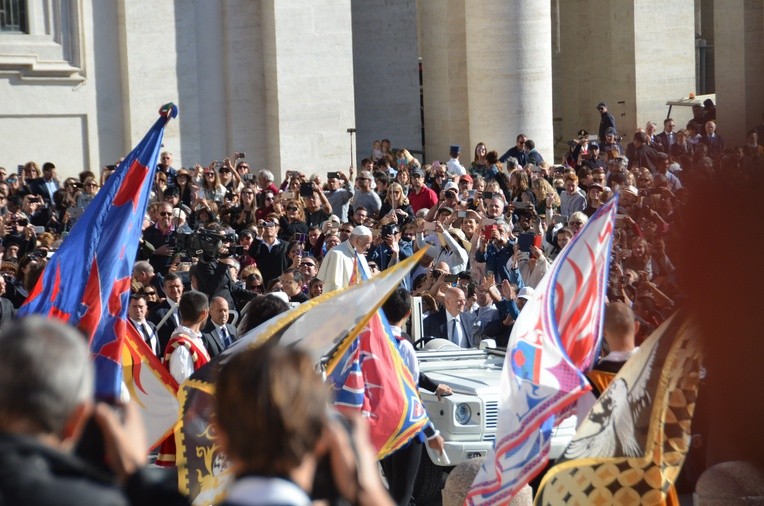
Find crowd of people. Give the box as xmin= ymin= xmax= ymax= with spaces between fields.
xmin=1 ymin=98 xmax=764 ymax=504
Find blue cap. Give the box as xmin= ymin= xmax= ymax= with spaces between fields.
xmin=450 ymin=144 xmax=460 ymax=153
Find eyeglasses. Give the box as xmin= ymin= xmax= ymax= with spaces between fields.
xmin=159 ymin=212 xmax=173 ymax=217
xmin=287 ymin=206 xmax=299 ymax=211
xmin=205 ymin=172 xmax=215 ymax=176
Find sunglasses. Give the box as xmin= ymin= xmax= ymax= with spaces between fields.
xmin=287 ymin=206 xmax=299 ymax=211
xmin=159 ymin=212 xmax=173 ymax=217
xmin=300 ymin=262 xmax=316 ymax=268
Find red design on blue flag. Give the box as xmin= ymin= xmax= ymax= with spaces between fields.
xmin=19 ymin=104 xmax=178 ymax=400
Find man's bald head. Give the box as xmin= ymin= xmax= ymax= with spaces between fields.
xmin=444 ymin=286 xmax=466 ymax=317
xmin=603 ymin=302 xmax=638 ymax=352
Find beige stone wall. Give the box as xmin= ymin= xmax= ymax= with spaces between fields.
xmin=558 ymin=0 xmax=694 ymax=146
xmin=261 ymin=0 xmax=356 ymax=178
xmin=351 ymin=0 xmax=422 ymax=164
xmin=633 ymin=0 xmax=697 ymax=131
xmin=714 ymin=0 xmax=764 ymax=145
xmin=465 ymin=0 xmax=554 ymax=162
xmin=419 ymin=0 xmax=469 ymax=163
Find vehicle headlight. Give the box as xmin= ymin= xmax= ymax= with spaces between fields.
xmin=455 ymin=403 xmax=472 ymax=425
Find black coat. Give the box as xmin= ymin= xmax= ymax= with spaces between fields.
xmin=200 ymin=319 xmax=237 ymax=358
xmin=248 ymin=238 xmax=289 ymax=285
xmin=0 ymin=432 xmax=187 ymax=506
xmin=422 ymin=309 xmax=479 ymax=348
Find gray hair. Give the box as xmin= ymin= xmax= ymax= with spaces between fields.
xmin=0 ymin=317 xmax=93 ymax=435
xmin=258 ymin=169 xmax=275 ymax=182
xmin=132 ymin=260 xmax=154 ymax=277
xmin=505 ymin=157 xmax=519 ymax=171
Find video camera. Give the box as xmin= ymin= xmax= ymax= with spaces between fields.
xmin=175 ymin=228 xmax=238 ymax=260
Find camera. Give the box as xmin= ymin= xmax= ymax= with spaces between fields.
xmin=381 ymin=224 xmax=398 ymax=237
xmin=175 ymin=229 xmax=237 ymax=260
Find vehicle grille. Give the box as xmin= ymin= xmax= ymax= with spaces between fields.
xmin=483 ymin=401 xmax=498 ymax=442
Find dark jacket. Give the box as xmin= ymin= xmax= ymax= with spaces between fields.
xmin=147 ymin=300 xmax=178 ymax=353
xmin=422 ymin=308 xmax=479 ymax=348
xmin=200 ymin=319 xmax=238 ymax=358
xmin=248 ymin=238 xmax=289 ymax=285
xmin=0 ymin=432 xmax=187 ymax=506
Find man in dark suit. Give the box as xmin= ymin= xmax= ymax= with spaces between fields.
xmin=423 ymin=286 xmax=479 ymax=348
xmin=127 ymin=293 xmax=159 ymax=356
xmin=25 ymin=162 xmax=60 ymax=206
xmin=148 ymin=273 xmax=184 ymax=353
xmin=200 ymin=296 xmax=237 ymax=358
xmin=701 ymin=120 xmax=725 ymax=159
xmin=654 ymin=118 xmax=677 ymax=154
xmin=0 ymin=276 xmax=16 ymax=327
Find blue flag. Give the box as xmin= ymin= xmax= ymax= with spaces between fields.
xmin=19 ymin=104 xmax=178 ymax=400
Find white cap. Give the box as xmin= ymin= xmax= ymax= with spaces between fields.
xmin=443 ymin=181 xmax=458 ymax=192
xmin=351 ymin=225 xmax=372 ymax=237
xmin=517 ymin=286 xmax=535 ymax=300
xmin=268 ymin=291 xmax=290 ymax=304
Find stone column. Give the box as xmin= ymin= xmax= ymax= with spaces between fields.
xmin=117 ymin=0 xmax=184 ymax=156
xmin=261 ymin=0 xmax=356 ymax=178
xmin=418 ymin=0 xmax=469 ymax=163
xmin=465 ymin=0 xmax=554 ymax=163
xmin=557 ymin=0 xmax=695 ymax=150
xmin=351 ymin=0 xmax=421 ymax=165
xmin=714 ymin=0 xmax=764 ymax=145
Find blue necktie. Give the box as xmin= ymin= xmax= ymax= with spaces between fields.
xmin=221 ymin=326 xmax=231 ymax=348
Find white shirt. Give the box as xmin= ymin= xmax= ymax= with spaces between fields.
xmin=447 ymin=313 xmax=466 ymax=347
xmin=44 ymin=178 xmax=57 ymax=199
xmin=446 ymin=157 xmax=467 ymax=176
xmin=131 ymin=318 xmax=158 ymax=356
xmin=391 ymin=325 xmax=419 ymax=383
xmin=225 ymin=476 xmax=310 ymax=506
xmin=213 ymin=322 xmax=232 ymax=347
xmin=168 ymin=325 xmax=209 ymax=384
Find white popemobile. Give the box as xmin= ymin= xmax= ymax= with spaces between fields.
xmin=410 ymin=338 xmax=577 ymax=504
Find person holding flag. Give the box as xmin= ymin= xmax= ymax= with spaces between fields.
xmin=379 ymin=288 xmax=447 ymax=506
